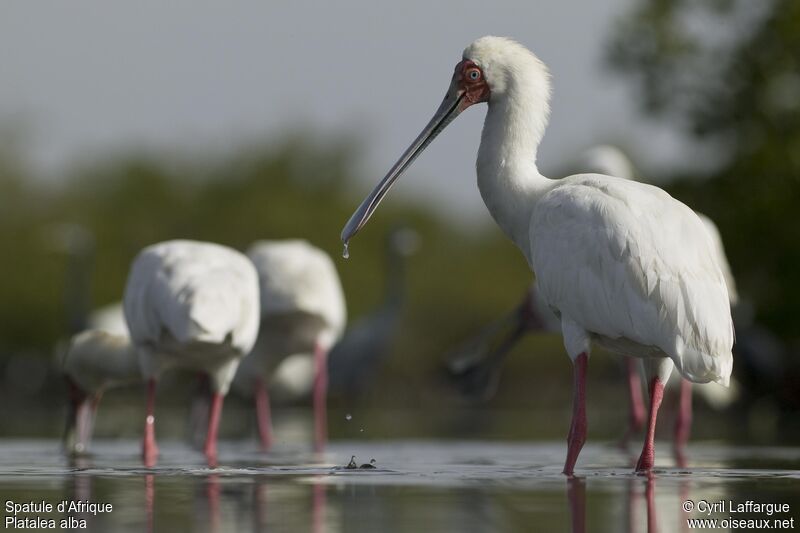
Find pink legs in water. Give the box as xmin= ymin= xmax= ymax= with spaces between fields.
xmin=254 ymin=377 xmax=273 ymax=452
xmin=563 ymin=352 xmax=588 ymax=476
xmin=625 ymin=359 xmax=692 ymax=468
xmin=142 ymin=379 xmax=159 ymax=468
xmin=635 ymin=376 xmax=666 ymax=472
xmin=254 ymin=341 xmax=328 ymax=454
xmin=562 ymin=353 xmax=678 ymax=474
xmin=623 ymin=358 xmax=646 ymax=445
xmin=143 ymin=376 xmax=223 ymax=467
xmin=313 ymin=343 xmax=329 ymax=453
xmin=204 ymin=392 xmax=224 ymax=467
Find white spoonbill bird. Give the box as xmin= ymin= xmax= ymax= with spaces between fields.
xmin=87 ymin=302 xmax=129 ymax=337
xmin=579 ymin=146 xmax=738 ymax=455
xmin=124 ymin=240 xmax=260 ymax=466
xmin=341 ymin=37 xmax=734 ymax=474
xmin=61 ymin=329 xmax=139 ymax=454
xmin=232 ymin=240 xmax=346 ymax=452
xmin=448 ymin=145 xmax=739 ymax=458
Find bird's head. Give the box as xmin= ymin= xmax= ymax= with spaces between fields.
xmin=341 ymin=37 xmax=550 ymax=246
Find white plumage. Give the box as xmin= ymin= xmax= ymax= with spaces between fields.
xmin=233 ymin=239 xmax=346 ymax=451
xmin=123 ymin=239 xmax=260 ymax=465
xmin=579 ymin=145 xmax=738 ymax=307
xmin=87 ymin=302 xmax=128 ymax=337
xmin=247 ymin=239 xmax=346 ymax=351
xmin=124 ymin=240 xmax=260 ymax=390
xmin=341 ymin=36 xmax=734 ymax=473
xmin=62 ymin=330 xmax=138 ymax=398
xmin=530 ymin=175 xmax=733 ymax=384
xmin=61 ymin=329 xmax=139 ymax=454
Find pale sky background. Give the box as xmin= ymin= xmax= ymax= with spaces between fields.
xmin=0 ymin=1 xmax=697 ymax=224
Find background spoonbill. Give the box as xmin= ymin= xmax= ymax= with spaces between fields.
xmin=232 ymin=240 xmax=346 ymax=452
xmin=61 ymin=329 xmax=139 ymax=455
xmin=328 ymin=227 xmax=418 ymax=401
xmin=341 ymin=36 xmax=734 ymax=474
xmin=123 ymin=239 xmax=260 ymax=466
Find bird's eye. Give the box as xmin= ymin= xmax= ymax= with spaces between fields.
xmin=467 ymin=68 xmax=481 ymax=81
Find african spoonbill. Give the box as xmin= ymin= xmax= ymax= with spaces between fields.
xmin=123 ymin=240 xmax=260 ymax=466
xmin=341 ymin=37 xmax=734 ymax=474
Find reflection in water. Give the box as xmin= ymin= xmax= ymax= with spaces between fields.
xmin=145 ymin=474 xmax=154 ymax=533
xmin=312 ymin=479 xmax=327 ymax=533
xmin=645 ymin=476 xmax=658 ymax=533
xmin=206 ymin=474 xmax=221 ymax=533
xmin=567 ymin=477 xmax=586 ymax=533
xmin=2 ymin=441 xmax=797 ymax=532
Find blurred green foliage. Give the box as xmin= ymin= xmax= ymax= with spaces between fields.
xmin=608 ymin=0 xmax=800 ymax=342
xmin=0 ymin=134 xmax=533 ymax=375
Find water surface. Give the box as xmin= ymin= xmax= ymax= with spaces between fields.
xmin=1 ymin=439 xmax=798 ymax=532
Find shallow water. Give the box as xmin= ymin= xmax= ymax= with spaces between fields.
xmin=1 ymin=439 xmax=798 ymax=532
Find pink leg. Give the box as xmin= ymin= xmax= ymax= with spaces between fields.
xmin=635 ymin=377 xmax=665 ymax=472
xmin=313 ymin=343 xmax=328 ymax=453
xmin=80 ymin=394 xmax=102 ymax=451
xmin=75 ymin=399 xmax=93 ymax=453
xmin=673 ymin=378 xmax=692 ymax=460
xmin=142 ymin=379 xmax=159 ymax=467
xmin=563 ymin=352 xmax=588 ymax=476
xmin=204 ymin=392 xmax=224 ymax=467
xmin=626 ymin=358 xmax=646 ymax=433
xmin=254 ymin=378 xmax=273 ymax=452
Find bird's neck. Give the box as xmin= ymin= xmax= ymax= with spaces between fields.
xmin=476 ymin=88 xmax=554 ymax=264
xmin=383 ymin=250 xmax=405 ymax=310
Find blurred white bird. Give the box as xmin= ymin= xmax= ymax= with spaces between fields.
xmin=61 ymin=329 xmax=139 ymax=454
xmin=231 ymin=240 xmax=346 ymax=452
xmin=341 ymin=37 xmax=734 ymax=474
xmin=447 ymin=145 xmax=739 ymax=459
xmin=87 ymin=302 xmax=128 ymax=337
xmin=124 ymin=240 xmax=260 ymax=466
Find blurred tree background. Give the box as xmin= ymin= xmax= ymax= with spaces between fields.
xmin=0 ymin=129 xmax=543 ymax=430
xmin=1 ymin=0 xmax=798 ymax=441
xmin=608 ymin=0 xmax=800 ymax=342
xmin=606 ymin=0 xmax=800 ymax=422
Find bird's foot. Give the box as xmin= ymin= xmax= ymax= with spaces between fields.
xmin=142 ymin=444 xmax=159 ymax=468
xmin=204 ymin=444 xmax=218 ymax=468
xmin=635 ymin=451 xmax=654 ymax=472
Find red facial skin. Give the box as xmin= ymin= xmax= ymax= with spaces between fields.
xmin=455 ymin=59 xmax=491 ymax=110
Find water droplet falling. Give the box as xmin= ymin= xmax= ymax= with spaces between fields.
xmin=342 ymin=242 xmax=350 ymax=259
xmin=345 ymin=413 xmax=352 ymax=421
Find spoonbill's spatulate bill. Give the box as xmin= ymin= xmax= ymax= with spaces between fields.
xmin=123 ymin=240 xmax=260 ymax=467
xmin=341 ymin=37 xmax=734 ymax=474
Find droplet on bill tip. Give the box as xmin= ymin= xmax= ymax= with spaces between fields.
xmin=342 ymin=242 xmax=350 ymax=259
